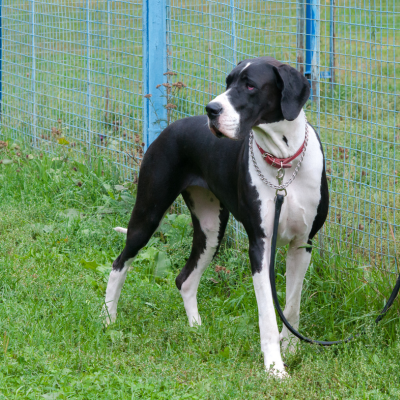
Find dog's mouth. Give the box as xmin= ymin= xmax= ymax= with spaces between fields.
xmin=208 ymin=121 xmax=224 ymax=138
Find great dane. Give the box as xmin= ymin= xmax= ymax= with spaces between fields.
xmin=104 ymin=56 xmax=329 ymax=377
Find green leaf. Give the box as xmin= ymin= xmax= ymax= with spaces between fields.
xmin=103 ymin=183 xmax=112 ymax=192
xmin=147 ymin=237 xmax=160 ymax=247
xmin=58 ymin=137 xmax=69 ymax=145
xmin=81 ymin=259 xmax=100 ymax=271
xmin=297 ymin=243 xmax=313 ymax=249
xmin=61 ymin=368 xmax=72 ymax=375
xmin=136 ymin=247 xmax=159 ymax=267
xmin=42 ymin=225 xmax=54 ymax=233
xmin=1 ymin=159 xmax=13 ymax=165
xmin=218 ymin=346 xmax=230 ymax=359
xmin=107 ymin=330 xmax=124 ymax=343
xmin=144 ymin=302 xmax=159 ymax=310
xmin=166 ymin=213 xmax=177 ymax=223
xmin=96 ymin=205 xmax=115 ymax=214
xmin=174 ymin=214 xmax=191 ymax=227
xmin=42 ymin=393 xmax=63 ymax=400
xmin=85 ymin=275 xmax=98 ymax=288
xmin=96 ymin=265 xmax=112 ymax=274
xmin=59 ymin=208 xmax=82 ymax=221
xmin=154 ymin=250 xmax=172 ymax=278
xmin=17 ymin=356 xmax=26 ymax=364
xmin=96 ymin=265 xmax=112 ymax=282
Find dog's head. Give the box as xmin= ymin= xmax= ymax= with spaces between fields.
xmin=205 ymin=57 xmax=310 ymax=140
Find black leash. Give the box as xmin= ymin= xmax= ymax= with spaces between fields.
xmin=270 ymin=194 xmax=400 ymax=346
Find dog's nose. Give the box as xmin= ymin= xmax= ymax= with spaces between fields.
xmin=205 ymin=102 xmax=223 ymax=119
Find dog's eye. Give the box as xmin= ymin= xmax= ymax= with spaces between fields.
xmin=247 ymin=85 xmax=255 ymax=91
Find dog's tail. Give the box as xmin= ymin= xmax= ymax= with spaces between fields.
xmin=114 ymin=227 xmax=128 ymax=234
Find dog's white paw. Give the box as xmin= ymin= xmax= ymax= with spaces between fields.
xmin=266 ymin=364 xmax=289 ymax=379
xmin=101 ymin=306 xmax=117 ymax=327
xmin=114 ymin=227 xmax=128 ymax=234
xmin=103 ymin=315 xmax=116 ymax=327
xmin=188 ymin=314 xmax=202 ymax=327
xmin=264 ymin=351 xmax=288 ymax=379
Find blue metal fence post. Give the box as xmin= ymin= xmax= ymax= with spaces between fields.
xmin=143 ymin=0 xmax=167 ymax=151
xmin=311 ymin=0 xmax=320 ymax=103
xmin=305 ymin=0 xmax=319 ymax=101
xmin=305 ymin=0 xmax=314 ymax=77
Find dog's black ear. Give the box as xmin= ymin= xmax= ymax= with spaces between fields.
xmin=273 ymin=65 xmax=310 ymax=121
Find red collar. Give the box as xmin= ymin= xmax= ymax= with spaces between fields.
xmin=255 ymin=138 xmax=306 ymax=169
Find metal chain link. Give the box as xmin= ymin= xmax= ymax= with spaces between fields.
xmin=249 ymin=116 xmax=309 ymax=190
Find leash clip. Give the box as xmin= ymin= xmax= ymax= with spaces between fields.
xmin=275 ymin=164 xmax=287 ymax=197
xmin=276 ymin=163 xmax=285 ymax=184
xmin=276 ymin=162 xmax=285 ymax=185
xmin=275 ymin=187 xmax=287 ymax=197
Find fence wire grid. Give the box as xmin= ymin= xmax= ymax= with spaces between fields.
xmin=1 ymin=0 xmax=399 ymax=272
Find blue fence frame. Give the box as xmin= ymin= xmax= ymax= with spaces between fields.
xmin=143 ymin=0 xmax=167 ymax=151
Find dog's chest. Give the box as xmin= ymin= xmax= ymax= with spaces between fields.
xmin=251 ymin=184 xmax=316 ymax=246
xmin=247 ymin=133 xmax=324 ymax=246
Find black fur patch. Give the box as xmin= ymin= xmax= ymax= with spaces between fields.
xmin=306 ymin=124 xmax=329 ymax=253
xmin=175 ymin=204 xmax=207 ymax=291
xmin=283 ymin=135 xmax=289 ymax=146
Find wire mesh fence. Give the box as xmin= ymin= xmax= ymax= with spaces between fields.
xmin=1 ymin=0 xmax=399 ymax=272
xmin=2 ymin=0 xmax=144 ymax=180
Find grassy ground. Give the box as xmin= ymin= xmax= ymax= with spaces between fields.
xmin=1 ymin=140 xmax=400 ymax=399
xmin=1 ymin=3 xmax=400 ymax=395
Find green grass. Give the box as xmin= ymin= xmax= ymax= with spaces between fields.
xmin=1 ymin=2 xmax=400 ymax=396
xmin=1 ymin=139 xmax=400 ymax=399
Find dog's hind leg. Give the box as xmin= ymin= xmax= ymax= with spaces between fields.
xmin=103 ymin=262 xmax=130 ymax=326
xmin=103 ymin=208 xmax=171 ymax=325
xmin=103 ymin=154 xmax=185 ymax=325
xmin=176 ymin=186 xmax=229 ymax=327
xmin=104 ymin=205 xmax=176 ymax=325
xmin=279 ymin=240 xmax=312 ymax=353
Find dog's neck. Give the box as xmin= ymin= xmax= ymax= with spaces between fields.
xmin=252 ymin=110 xmax=306 ymax=159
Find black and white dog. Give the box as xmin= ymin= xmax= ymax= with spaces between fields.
xmin=104 ymin=57 xmax=329 ymax=377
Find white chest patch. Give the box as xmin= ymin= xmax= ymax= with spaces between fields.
xmin=248 ymin=125 xmax=324 ymax=247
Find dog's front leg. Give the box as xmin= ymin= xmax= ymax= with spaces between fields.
xmin=249 ymin=238 xmax=286 ymax=378
xmin=279 ymin=240 xmax=312 ymax=354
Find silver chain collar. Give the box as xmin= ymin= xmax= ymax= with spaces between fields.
xmin=249 ymin=116 xmax=309 ymax=195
